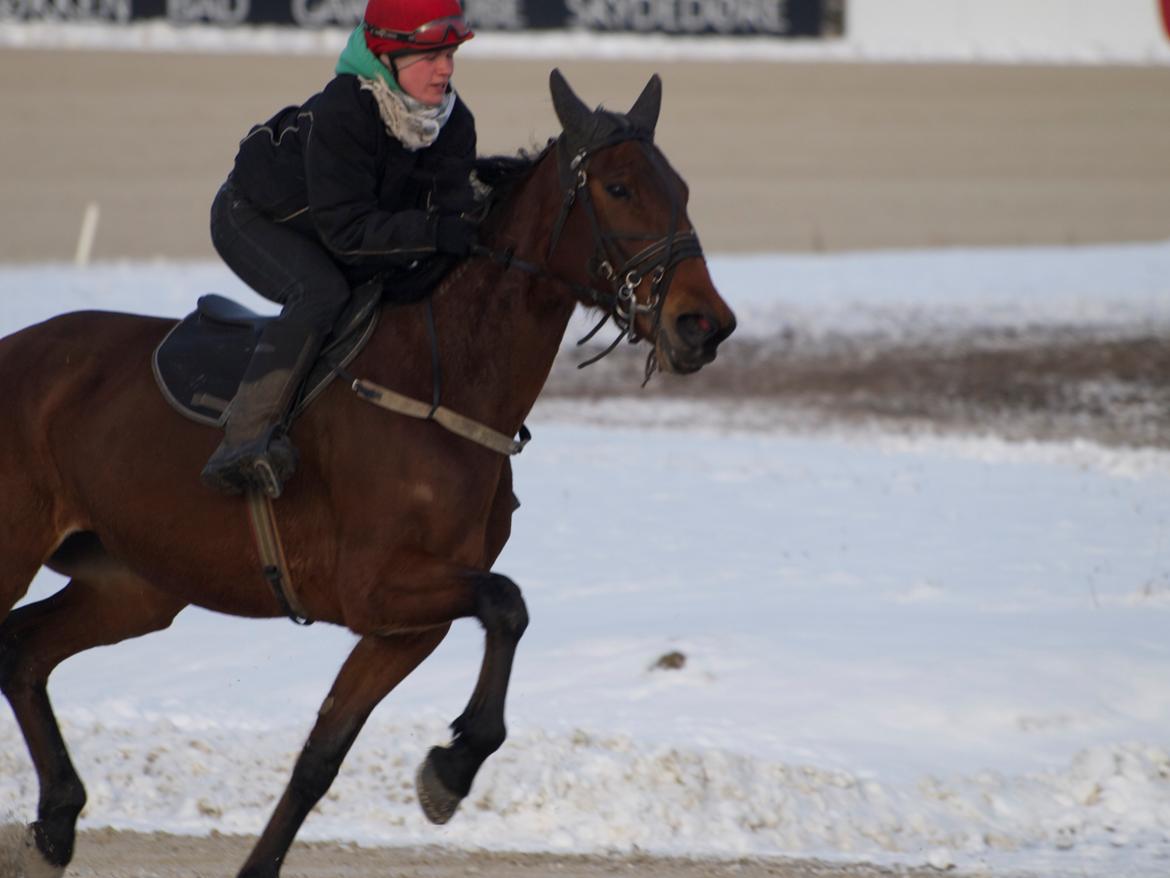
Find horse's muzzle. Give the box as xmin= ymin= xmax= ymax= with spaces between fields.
xmin=658 ymin=308 xmax=737 ymax=374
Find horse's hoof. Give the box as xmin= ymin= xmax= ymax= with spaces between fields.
xmin=0 ymin=825 xmax=65 ymax=878
xmin=0 ymin=825 xmax=27 ymax=877
xmin=415 ymin=746 xmax=463 ymax=825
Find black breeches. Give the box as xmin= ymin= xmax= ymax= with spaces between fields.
xmin=210 ymin=181 xmax=350 ymax=336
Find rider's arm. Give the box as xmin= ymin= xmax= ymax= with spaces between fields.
xmin=305 ymin=77 xmax=436 ymax=267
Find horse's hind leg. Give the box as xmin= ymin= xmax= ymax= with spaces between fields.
xmin=0 ymin=483 xmax=56 ymax=624
xmin=238 ymin=629 xmax=449 ymax=878
xmin=0 ymin=550 xmax=44 ymax=630
xmin=0 ymin=570 xmax=185 ymax=874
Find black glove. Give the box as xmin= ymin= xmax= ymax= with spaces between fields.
xmin=435 ymin=214 xmax=477 ymax=257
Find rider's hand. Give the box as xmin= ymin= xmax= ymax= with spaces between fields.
xmin=435 ymin=214 xmax=477 ymax=257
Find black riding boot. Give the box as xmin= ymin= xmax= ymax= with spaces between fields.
xmin=200 ymin=319 xmax=322 ymax=498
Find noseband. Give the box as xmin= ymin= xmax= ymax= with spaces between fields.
xmin=476 ymin=131 xmax=704 ymax=380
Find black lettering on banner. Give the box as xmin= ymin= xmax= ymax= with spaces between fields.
xmin=565 ymin=0 xmax=790 ymax=35
xmin=0 ymin=0 xmax=830 ymax=36
xmin=463 ymin=0 xmax=527 ymax=30
xmin=168 ymin=0 xmax=249 ymax=24
xmin=0 ymin=0 xmax=131 ymax=21
xmin=289 ymin=0 xmax=361 ymax=28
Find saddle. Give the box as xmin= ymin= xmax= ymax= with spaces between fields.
xmin=152 ymin=283 xmax=382 ymax=428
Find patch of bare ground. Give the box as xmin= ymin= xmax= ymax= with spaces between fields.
xmin=546 ymin=327 xmax=1170 ymax=449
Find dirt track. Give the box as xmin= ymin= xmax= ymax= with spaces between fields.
xmin=547 ymin=324 xmax=1170 ymax=449
xmin=2 ymin=827 xmax=982 ymax=878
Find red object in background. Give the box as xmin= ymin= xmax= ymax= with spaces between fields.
xmin=1163 ymin=0 xmax=1170 ymax=41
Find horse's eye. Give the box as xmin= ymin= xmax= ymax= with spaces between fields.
xmin=604 ymin=183 xmax=631 ymax=199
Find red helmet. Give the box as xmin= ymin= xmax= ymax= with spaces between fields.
xmin=362 ymin=0 xmax=475 ymax=57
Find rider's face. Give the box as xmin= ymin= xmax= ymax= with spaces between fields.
xmin=390 ymin=47 xmax=457 ymax=107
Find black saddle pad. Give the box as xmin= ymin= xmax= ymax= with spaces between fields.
xmin=153 ymin=285 xmax=381 ymax=428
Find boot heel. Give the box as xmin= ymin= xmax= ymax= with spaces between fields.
xmin=200 ymin=321 xmax=321 ymax=497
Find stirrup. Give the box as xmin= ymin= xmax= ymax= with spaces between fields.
xmin=201 ymin=431 xmax=298 ymax=498
xmin=251 ymin=458 xmax=284 ymax=499
xmin=251 ymin=431 xmax=299 ymax=498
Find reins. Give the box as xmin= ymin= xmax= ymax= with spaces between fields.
xmin=474 ymin=134 xmax=704 ymax=383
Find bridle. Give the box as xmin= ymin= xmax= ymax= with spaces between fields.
xmin=474 ymin=129 xmax=704 ymax=381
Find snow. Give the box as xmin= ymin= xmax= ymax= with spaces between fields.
xmin=4 ymin=238 xmax=1169 ymax=346
xmin=707 ymin=243 xmax=1170 ymax=341
xmin=2 ymin=243 xmax=1170 ymax=876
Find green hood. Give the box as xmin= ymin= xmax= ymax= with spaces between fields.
xmin=335 ymin=25 xmax=401 ymax=92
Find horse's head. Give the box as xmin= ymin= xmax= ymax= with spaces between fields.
xmin=546 ymin=69 xmax=736 ymax=376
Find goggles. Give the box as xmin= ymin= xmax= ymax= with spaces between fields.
xmin=364 ymin=15 xmax=472 ymax=46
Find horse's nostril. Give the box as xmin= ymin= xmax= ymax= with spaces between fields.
xmin=676 ymin=312 xmax=718 ymax=348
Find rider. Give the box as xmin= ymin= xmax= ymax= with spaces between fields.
xmin=202 ymin=0 xmax=479 ymax=498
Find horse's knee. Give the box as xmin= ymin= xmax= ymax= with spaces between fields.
xmin=474 ymin=574 xmax=528 ymax=641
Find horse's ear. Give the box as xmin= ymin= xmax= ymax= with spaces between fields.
xmin=550 ymin=68 xmax=591 ymax=136
xmin=627 ymin=74 xmax=662 ymax=136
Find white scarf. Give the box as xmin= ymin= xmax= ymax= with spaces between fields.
xmin=358 ymin=76 xmax=456 ymax=151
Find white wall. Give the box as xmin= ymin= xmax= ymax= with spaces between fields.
xmin=847 ymin=0 xmax=1170 ymax=62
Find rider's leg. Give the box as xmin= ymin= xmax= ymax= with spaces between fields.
xmin=201 ymin=181 xmax=351 ymax=497
xmin=202 ymin=318 xmax=323 ymax=498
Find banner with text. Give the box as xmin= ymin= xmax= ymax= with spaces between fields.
xmin=0 ymin=0 xmax=839 ymax=37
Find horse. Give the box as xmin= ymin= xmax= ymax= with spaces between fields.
xmin=0 ymin=69 xmax=735 ymax=878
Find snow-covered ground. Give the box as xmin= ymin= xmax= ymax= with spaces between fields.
xmin=1 ymin=244 xmax=1169 ymax=876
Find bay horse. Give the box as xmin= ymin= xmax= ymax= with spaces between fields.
xmin=0 ymin=70 xmax=735 ymax=878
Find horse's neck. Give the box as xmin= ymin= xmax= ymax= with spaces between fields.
xmin=426 ymin=160 xmax=579 ymax=436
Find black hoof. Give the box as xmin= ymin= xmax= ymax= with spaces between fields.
xmin=0 ymin=824 xmax=66 ymax=878
xmin=415 ymin=746 xmax=464 ymax=825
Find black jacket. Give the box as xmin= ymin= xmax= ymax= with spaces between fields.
xmin=231 ymin=74 xmax=476 ymax=286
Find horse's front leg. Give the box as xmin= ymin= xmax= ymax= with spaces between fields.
xmin=344 ymin=548 xmax=530 ymax=825
xmin=414 ymin=569 xmax=529 ymax=824
xmin=242 ymin=552 xmax=528 ymax=877
xmin=238 ymin=628 xmax=448 ymax=878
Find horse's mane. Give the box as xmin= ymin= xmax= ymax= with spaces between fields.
xmin=472 ymin=139 xmax=557 ymax=219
